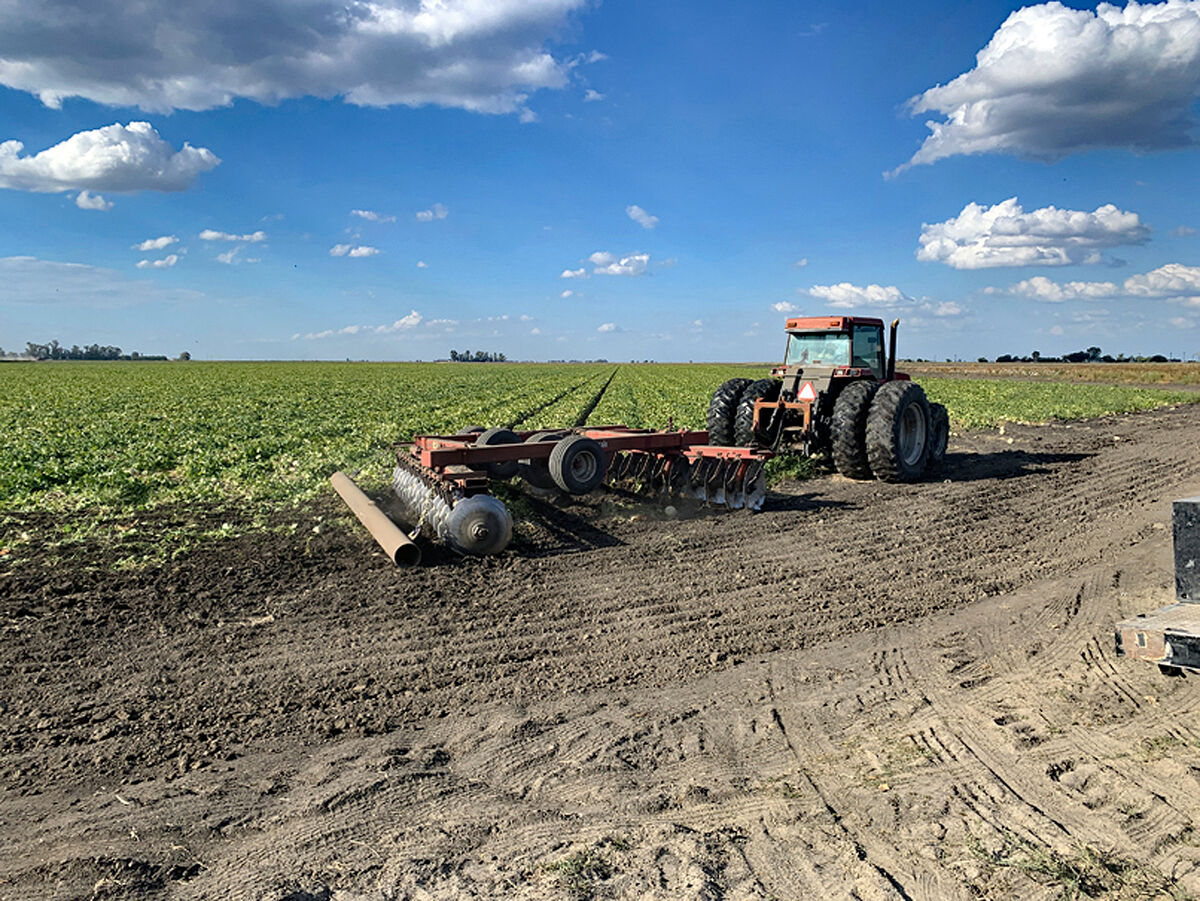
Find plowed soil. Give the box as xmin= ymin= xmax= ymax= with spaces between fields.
xmin=4 ymin=405 xmax=1200 ymax=900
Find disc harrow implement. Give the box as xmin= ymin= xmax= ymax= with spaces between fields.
xmin=386 ymin=426 xmax=772 ymax=557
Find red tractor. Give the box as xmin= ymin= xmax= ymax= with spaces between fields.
xmin=707 ymin=316 xmax=948 ymax=481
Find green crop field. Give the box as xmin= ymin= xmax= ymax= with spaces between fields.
xmin=2 ymin=360 xmax=1196 ymax=567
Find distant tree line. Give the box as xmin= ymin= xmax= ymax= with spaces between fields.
xmin=20 ymin=339 xmax=170 ymax=361
xmin=979 ymin=347 xmax=1179 ymax=364
xmin=448 ymin=349 xmax=507 ymax=362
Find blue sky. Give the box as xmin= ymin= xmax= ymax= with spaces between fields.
xmin=1 ymin=0 xmax=1198 ymax=361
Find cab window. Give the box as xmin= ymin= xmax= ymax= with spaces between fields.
xmin=851 ymin=325 xmax=883 ymax=374
xmin=784 ymin=332 xmax=850 ymax=367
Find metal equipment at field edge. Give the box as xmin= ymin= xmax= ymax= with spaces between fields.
xmin=706 ymin=316 xmax=949 ymax=482
xmin=1116 ymin=495 xmax=1200 ymax=675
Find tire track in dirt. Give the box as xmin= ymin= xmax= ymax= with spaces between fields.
xmin=8 ymin=406 xmax=1200 ymax=899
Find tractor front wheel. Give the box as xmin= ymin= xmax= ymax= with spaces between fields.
xmin=707 ymin=378 xmax=751 ymax=447
xmin=831 ymin=380 xmax=878 ymax=479
xmin=866 ymin=382 xmax=930 ymax=482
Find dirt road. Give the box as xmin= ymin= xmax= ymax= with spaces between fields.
xmin=4 ymin=404 xmax=1200 ymax=899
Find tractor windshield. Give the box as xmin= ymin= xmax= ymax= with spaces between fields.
xmin=784 ymin=331 xmax=851 ymax=367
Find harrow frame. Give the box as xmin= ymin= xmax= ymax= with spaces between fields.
xmin=389 ymin=425 xmax=774 ymax=557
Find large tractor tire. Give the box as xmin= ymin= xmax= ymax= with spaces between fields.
xmin=734 ymin=379 xmax=782 ymax=447
xmin=707 ymin=378 xmax=751 ymax=447
xmin=928 ymin=403 xmax=949 ymax=467
xmin=831 ymin=380 xmax=878 ymax=479
xmin=866 ymin=381 xmax=931 ymax=482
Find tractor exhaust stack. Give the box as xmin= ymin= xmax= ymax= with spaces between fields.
xmin=330 ymin=470 xmax=422 ymax=566
xmin=887 ymin=318 xmax=899 ymax=381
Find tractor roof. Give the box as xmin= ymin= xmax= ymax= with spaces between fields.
xmin=784 ymin=315 xmax=884 ymax=332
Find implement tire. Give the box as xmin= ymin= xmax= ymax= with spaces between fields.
xmin=866 ymin=381 xmax=930 ymax=482
xmin=928 ymin=403 xmax=949 ymax=467
xmin=476 ymin=427 xmax=521 ymax=480
xmin=734 ymin=379 xmax=781 ymax=447
xmin=519 ymin=430 xmax=565 ymax=491
xmin=707 ymin=378 xmax=751 ymax=447
xmin=549 ymin=435 xmax=607 ymax=494
xmin=831 ymin=380 xmax=878 ymax=479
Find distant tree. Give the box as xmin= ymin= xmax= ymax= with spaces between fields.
xmin=178 ymin=351 xmax=191 ymax=361
xmin=1086 ymin=346 xmax=1102 ymax=362
xmin=1031 ymin=350 xmax=1040 ymax=361
xmin=977 ymin=357 xmax=988 ymax=363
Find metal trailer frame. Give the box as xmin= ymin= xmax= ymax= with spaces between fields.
xmin=1116 ymin=495 xmax=1200 ymax=675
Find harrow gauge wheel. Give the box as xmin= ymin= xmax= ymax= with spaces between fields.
xmin=476 ymin=427 xmax=521 ymax=479
xmin=549 ymin=435 xmax=607 ymax=494
xmin=518 ymin=430 xmax=564 ymax=491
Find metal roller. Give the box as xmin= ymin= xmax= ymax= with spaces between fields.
xmin=392 ymin=465 xmax=513 ymax=556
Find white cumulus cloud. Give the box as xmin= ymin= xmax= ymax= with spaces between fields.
xmin=918 ymin=198 xmax=1149 ymax=269
xmin=75 ymin=190 xmax=112 ymax=210
xmin=135 ymin=254 xmax=179 ymax=269
xmin=416 ymin=260 xmax=428 ymax=268
xmin=376 ymin=310 xmax=422 ymax=332
xmin=0 ymin=0 xmax=590 ymax=117
xmin=560 ymin=289 xmax=574 ymax=298
xmin=416 ymin=202 xmax=448 ymax=222
xmin=133 ymin=235 xmax=178 ymax=252
xmin=300 ymin=310 xmax=424 ymax=339
xmin=0 ymin=121 xmax=219 ymax=194
xmin=771 ymin=301 xmax=800 ymax=313
xmin=351 ymin=209 xmax=396 ymax=223
xmin=216 ymin=246 xmax=260 ymax=265
xmin=626 ymin=204 xmax=658 ymax=229
xmin=583 ymin=89 xmax=604 ymax=102
xmin=590 ymin=250 xmax=649 ymax=276
xmin=597 ymin=322 xmax=617 ymax=332
xmin=808 ymin=282 xmax=911 ymax=309
xmin=1000 ymin=262 xmax=1200 ymax=306
xmin=201 ymin=229 xmax=266 ymax=243
xmin=897 ymin=1 xmax=1200 ymax=172
xmin=560 ymin=267 xmax=587 ymax=278
xmin=329 ymin=244 xmax=380 ymax=257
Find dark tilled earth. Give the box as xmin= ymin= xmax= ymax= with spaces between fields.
xmin=4 ymin=405 xmax=1200 ymax=899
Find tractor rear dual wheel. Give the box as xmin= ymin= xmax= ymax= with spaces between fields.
xmin=707 ymin=378 xmax=751 ymax=447
xmin=831 ymin=380 xmax=878 ymax=479
xmin=866 ymin=381 xmax=931 ymax=482
xmin=928 ymin=403 xmax=949 ymax=467
xmin=734 ymin=379 xmax=781 ymax=447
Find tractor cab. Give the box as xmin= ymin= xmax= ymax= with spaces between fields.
xmin=778 ymin=316 xmax=887 ymax=381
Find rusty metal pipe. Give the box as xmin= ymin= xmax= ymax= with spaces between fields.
xmin=330 ymin=470 xmax=421 ymax=566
